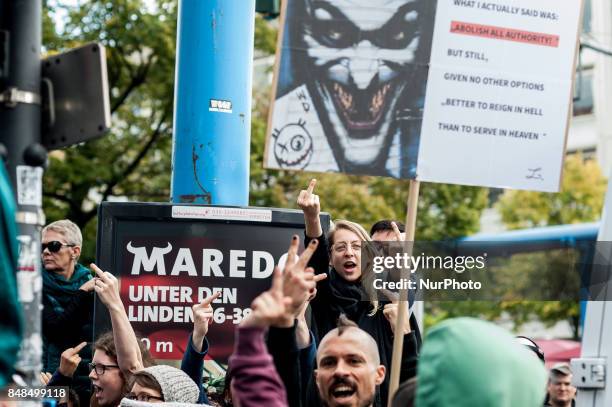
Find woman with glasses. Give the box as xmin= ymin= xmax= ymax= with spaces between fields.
xmin=89 ymin=336 xmax=201 ymax=406
xmin=89 ymin=332 xmax=130 ymax=407
xmin=120 ymin=365 xmax=200 ymax=406
xmin=88 ymin=332 xmax=156 ymax=407
xmin=42 ymin=219 xmax=95 ymax=405
xmin=296 ymin=179 xmax=419 ymax=407
xmin=90 ymin=263 xmax=214 ymax=406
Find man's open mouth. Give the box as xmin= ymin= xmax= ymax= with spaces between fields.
xmin=329 ymin=79 xmax=393 ymax=134
xmin=330 ymin=383 xmax=357 ymax=400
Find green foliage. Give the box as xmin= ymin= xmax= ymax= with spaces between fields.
xmin=43 ymin=0 xmax=177 ymax=262
xmin=369 ymin=179 xmax=488 ymax=239
xmin=254 ymin=15 xmax=277 ymax=55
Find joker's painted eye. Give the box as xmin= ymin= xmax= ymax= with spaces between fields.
xmin=314 ymin=8 xmax=332 ymax=21
xmin=311 ymin=20 xmax=357 ymax=48
xmin=404 ymin=10 xmax=418 ymax=23
xmin=309 ymin=4 xmax=360 ymax=48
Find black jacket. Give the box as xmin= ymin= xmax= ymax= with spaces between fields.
xmin=42 ymin=287 xmax=94 ymax=406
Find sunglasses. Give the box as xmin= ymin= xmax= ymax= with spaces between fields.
xmin=41 ymin=241 xmax=76 ymax=253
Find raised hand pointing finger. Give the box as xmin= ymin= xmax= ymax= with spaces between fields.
xmin=201 ymin=291 xmax=222 ymax=307
xmin=306 ymin=178 xmax=317 ymax=194
xmin=391 ymin=222 xmax=403 ymax=242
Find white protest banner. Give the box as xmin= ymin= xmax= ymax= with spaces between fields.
xmin=417 ymin=0 xmax=583 ymax=192
xmin=264 ymin=0 xmax=583 ymax=192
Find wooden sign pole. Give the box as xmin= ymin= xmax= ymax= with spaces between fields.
xmin=387 ymin=179 xmax=420 ymax=406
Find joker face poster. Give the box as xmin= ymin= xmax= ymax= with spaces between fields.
xmin=265 ymin=0 xmax=437 ymax=178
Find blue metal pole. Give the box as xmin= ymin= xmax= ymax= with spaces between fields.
xmin=171 ymin=0 xmax=255 ymax=205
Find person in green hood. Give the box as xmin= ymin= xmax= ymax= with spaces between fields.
xmin=415 ymin=317 xmax=548 ymax=407
xmin=42 ymin=219 xmax=95 ymax=404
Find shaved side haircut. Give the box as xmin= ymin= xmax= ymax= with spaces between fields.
xmin=337 ymin=313 xmax=359 ymax=335
xmin=318 ymin=314 xmax=381 ymax=365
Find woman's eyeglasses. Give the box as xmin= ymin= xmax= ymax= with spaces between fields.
xmin=41 ymin=241 xmax=75 ymax=253
xmin=126 ymin=393 xmax=164 ymax=403
xmin=332 ymin=242 xmax=362 ymax=253
xmin=88 ymin=362 xmax=119 ymax=376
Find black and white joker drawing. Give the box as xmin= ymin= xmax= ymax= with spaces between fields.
xmin=267 ymin=0 xmax=437 ymax=178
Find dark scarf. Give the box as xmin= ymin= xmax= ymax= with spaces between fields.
xmin=42 ymin=262 xmax=93 ymax=376
xmin=43 ymin=263 xmax=91 ymax=313
xmin=327 ymin=269 xmax=371 ymax=321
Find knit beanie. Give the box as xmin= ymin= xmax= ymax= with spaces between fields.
xmin=120 ymin=399 xmax=209 ymax=407
xmin=141 ymin=365 xmax=199 ymax=403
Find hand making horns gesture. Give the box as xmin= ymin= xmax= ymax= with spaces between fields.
xmin=241 ymin=267 xmax=293 ymax=328
xmin=282 ymin=235 xmax=327 ymax=318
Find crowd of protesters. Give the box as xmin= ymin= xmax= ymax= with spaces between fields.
xmin=0 ymin=180 xmax=579 ymax=407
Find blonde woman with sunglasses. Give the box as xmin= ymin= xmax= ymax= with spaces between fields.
xmin=41 ymin=219 xmax=95 ymax=404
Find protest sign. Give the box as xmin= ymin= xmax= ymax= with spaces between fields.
xmin=94 ymin=202 xmax=330 ymax=362
xmin=264 ymin=0 xmax=583 ymax=192
xmin=417 ymin=0 xmax=583 ymax=192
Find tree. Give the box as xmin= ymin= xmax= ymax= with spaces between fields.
xmin=43 ymin=0 xmax=178 ymax=261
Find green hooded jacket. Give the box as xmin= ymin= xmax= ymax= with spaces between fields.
xmin=0 ymin=160 xmax=23 ymax=388
xmin=416 ymin=317 xmax=547 ymax=407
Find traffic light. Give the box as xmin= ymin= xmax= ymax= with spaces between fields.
xmin=256 ymin=0 xmax=280 ymax=18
